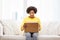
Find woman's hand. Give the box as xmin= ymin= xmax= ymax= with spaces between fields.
xmin=39 ymin=28 xmax=41 ymax=31
xmin=38 ymin=24 xmax=41 ymax=31
xmin=21 ymin=27 xmax=24 ymax=31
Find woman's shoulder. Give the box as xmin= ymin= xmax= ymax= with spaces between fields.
xmin=35 ymin=16 xmax=40 ymax=20
xmin=23 ymin=16 xmax=29 ymax=19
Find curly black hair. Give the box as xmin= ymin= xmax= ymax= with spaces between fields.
xmin=26 ymin=6 xmax=37 ymax=14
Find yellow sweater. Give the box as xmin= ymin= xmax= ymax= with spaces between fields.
xmin=21 ymin=16 xmax=41 ymax=31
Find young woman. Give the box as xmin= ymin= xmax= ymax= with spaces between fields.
xmin=21 ymin=6 xmax=41 ymax=40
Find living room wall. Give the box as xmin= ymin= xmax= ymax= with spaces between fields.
xmin=0 ymin=0 xmax=2 ymax=20
xmin=1 ymin=0 xmax=60 ymax=23
xmin=25 ymin=0 xmax=60 ymax=23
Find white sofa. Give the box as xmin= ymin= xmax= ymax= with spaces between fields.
xmin=0 ymin=20 xmax=60 ymax=40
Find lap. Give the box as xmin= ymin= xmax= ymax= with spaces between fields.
xmin=25 ymin=32 xmax=38 ymax=37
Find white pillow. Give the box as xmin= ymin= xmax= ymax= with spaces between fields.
xmin=39 ymin=22 xmax=60 ymax=35
xmin=2 ymin=20 xmax=15 ymax=35
xmin=2 ymin=20 xmax=24 ymax=35
xmin=47 ymin=22 xmax=60 ymax=35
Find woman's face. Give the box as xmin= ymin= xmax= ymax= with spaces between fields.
xmin=29 ymin=10 xmax=35 ymax=17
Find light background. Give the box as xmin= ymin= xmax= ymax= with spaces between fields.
xmin=0 ymin=0 xmax=60 ymax=23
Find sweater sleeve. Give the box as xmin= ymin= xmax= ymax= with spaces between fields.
xmin=20 ymin=18 xmax=26 ymax=31
xmin=38 ymin=18 xmax=42 ymax=31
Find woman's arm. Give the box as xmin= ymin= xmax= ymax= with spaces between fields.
xmin=20 ymin=18 xmax=26 ymax=31
xmin=38 ymin=24 xmax=41 ymax=31
xmin=38 ymin=18 xmax=42 ymax=31
xmin=21 ymin=26 xmax=24 ymax=31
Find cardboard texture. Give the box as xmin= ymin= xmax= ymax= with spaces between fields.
xmin=24 ymin=23 xmax=39 ymax=32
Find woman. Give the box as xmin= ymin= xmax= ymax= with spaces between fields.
xmin=21 ymin=6 xmax=41 ymax=40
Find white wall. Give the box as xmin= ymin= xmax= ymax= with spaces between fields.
xmin=2 ymin=0 xmax=24 ymax=23
xmin=2 ymin=0 xmax=60 ymax=22
xmin=54 ymin=0 xmax=60 ymax=21
xmin=0 ymin=0 xmax=2 ymax=20
xmin=25 ymin=0 xmax=60 ymax=23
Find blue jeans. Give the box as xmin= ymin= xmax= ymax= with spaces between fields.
xmin=25 ymin=32 xmax=38 ymax=40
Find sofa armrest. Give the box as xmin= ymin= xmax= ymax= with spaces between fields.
xmin=0 ymin=21 xmax=3 ymax=36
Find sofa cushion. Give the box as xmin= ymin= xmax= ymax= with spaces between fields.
xmin=2 ymin=20 xmax=15 ymax=35
xmin=1 ymin=35 xmax=25 ymax=40
xmin=39 ymin=22 xmax=60 ymax=35
xmin=1 ymin=20 xmax=24 ymax=35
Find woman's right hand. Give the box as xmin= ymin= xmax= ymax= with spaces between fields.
xmin=21 ymin=27 xmax=24 ymax=31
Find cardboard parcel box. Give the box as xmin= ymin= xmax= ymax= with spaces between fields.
xmin=24 ymin=23 xmax=39 ymax=32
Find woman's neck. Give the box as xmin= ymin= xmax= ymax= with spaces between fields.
xmin=29 ymin=16 xmax=35 ymax=18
